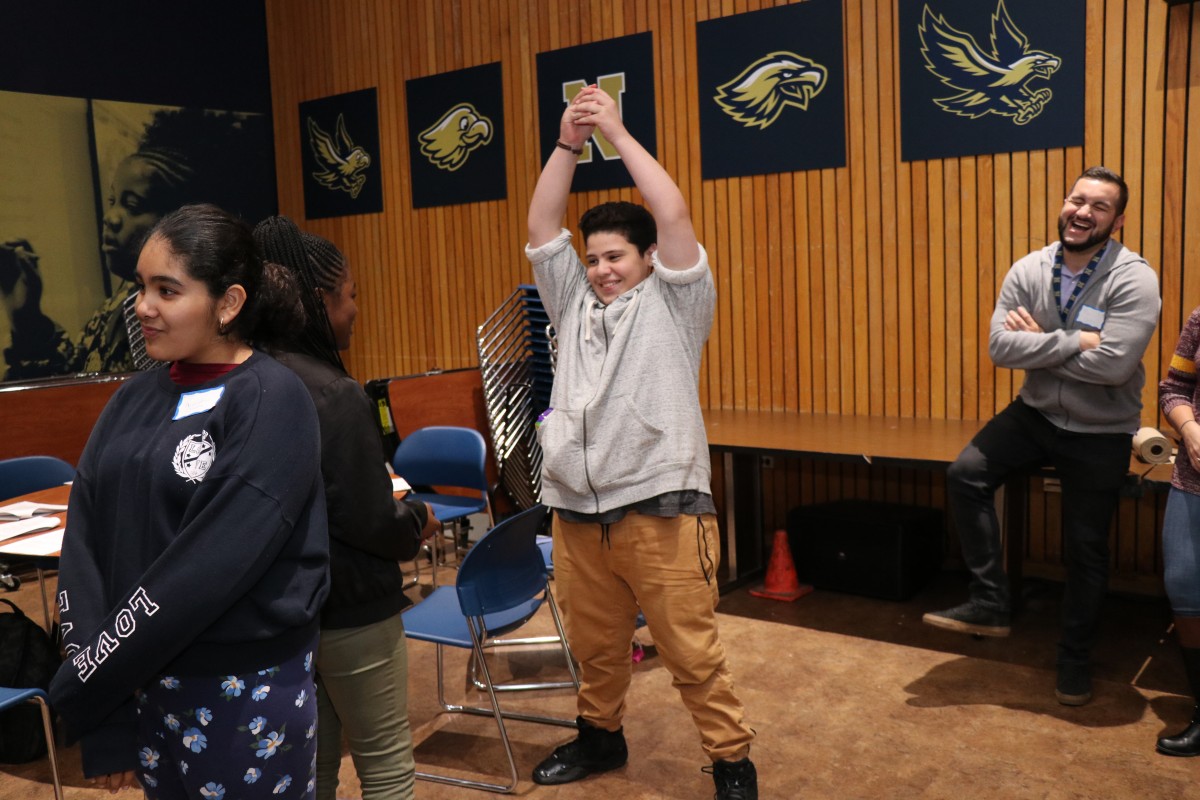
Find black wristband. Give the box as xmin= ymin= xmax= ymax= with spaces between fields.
xmin=555 ymin=140 xmax=583 ymax=155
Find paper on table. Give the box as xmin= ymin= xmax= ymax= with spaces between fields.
xmin=392 ymin=476 xmax=412 ymax=493
xmin=0 ymin=516 xmax=62 ymax=543
xmin=0 ymin=529 xmax=64 ymax=556
xmin=0 ymin=500 xmax=69 ymax=520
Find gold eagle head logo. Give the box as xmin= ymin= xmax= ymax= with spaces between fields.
xmin=418 ymin=103 xmax=494 ymax=172
xmin=919 ymin=0 xmax=1060 ymax=125
xmin=714 ymin=51 xmax=828 ymax=130
xmin=307 ymin=115 xmax=372 ymax=199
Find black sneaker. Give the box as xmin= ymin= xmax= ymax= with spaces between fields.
xmin=531 ymin=716 xmax=627 ymax=785
xmin=922 ymin=601 xmax=1011 ymax=637
xmin=1056 ymin=663 xmax=1092 ymax=706
xmin=704 ymin=757 xmax=758 ymax=800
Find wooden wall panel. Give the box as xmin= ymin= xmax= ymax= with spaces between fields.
xmin=264 ymin=0 xmax=1200 ymax=593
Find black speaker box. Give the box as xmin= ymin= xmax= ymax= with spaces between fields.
xmin=786 ymin=500 xmax=944 ymax=601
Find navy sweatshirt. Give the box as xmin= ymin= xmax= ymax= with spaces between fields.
xmin=48 ymin=351 xmax=329 ymax=777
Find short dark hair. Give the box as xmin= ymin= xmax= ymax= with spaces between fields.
xmin=579 ymin=201 xmax=657 ymax=254
xmin=149 ymin=204 xmax=303 ymax=348
xmin=1075 ymin=166 xmax=1129 ymax=215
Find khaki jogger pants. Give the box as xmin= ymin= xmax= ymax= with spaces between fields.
xmin=552 ymin=511 xmax=755 ymax=762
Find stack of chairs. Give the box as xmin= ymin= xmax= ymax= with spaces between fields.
xmin=476 ymin=285 xmax=553 ymax=511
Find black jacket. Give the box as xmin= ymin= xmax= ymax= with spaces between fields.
xmin=275 ymin=351 xmax=428 ymax=629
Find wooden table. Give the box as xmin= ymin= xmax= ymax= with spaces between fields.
xmin=703 ymin=409 xmax=987 ymax=588
xmin=702 ymin=408 xmax=1172 ymax=602
xmin=0 ymin=484 xmax=70 ymax=629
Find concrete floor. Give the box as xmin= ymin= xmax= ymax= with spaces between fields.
xmin=3 ymin=561 xmax=1200 ymax=799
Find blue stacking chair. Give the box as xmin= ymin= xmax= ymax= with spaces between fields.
xmin=468 ymin=531 xmax=573 ymax=695
xmin=0 ymin=687 xmax=64 ymax=800
xmin=0 ymin=456 xmax=74 ymax=503
xmin=392 ymin=427 xmax=493 ymax=583
xmin=0 ymin=456 xmax=74 ymax=629
xmin=402 ymin=504 xmax=579 ymax=793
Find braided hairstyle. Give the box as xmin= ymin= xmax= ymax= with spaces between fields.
xmin=252 ymin=215 xmax=345 ymax=371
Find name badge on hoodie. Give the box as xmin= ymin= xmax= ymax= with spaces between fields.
xmin=174 ymin=386 xmax=225 ymax=420
xmin=1076 ymin=304 xmax=1105 ymax=331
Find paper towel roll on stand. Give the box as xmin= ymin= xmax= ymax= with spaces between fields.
xmin=1133 ymin=427 xmax=1173 ymax=464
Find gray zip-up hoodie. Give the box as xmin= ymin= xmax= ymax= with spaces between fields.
xmin=527 ymin=229 xmax=715 ymax=514
xmin=989 ymin=240 xmax=1160 ymax=433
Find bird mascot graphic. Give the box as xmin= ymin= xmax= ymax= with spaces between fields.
xmin=713 ymin=51 xmax=828 ymax=130
xmin=418 ymin=103 xmax=494 ymax=172
xmin=918 ymin=0 xmax=1061 ymax=126
xmin=307 ymin=114 xmax=372 ymax=198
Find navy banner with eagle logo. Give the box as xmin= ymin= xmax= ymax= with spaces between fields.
xmin=299 ymin=88 xmax=384 ymax=219
xmin=535 ymin=32 xmax=656 ymax=194
xmin=406 ymin=62 xmax=507 ymax=209
xmin=899 ymin=0 xmax=1085 ymax=162
xmin=696 ymin=1 xmax=846 ymax=180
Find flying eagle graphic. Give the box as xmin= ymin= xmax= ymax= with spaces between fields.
xmin=919 ymin=0 xmax=1060 ymax=125
xmin=418 ymin=103 xmax=493 ymax=172
xmin=714 ymin=51 xmax=828 ymax=130
xmin=307 ymin=115 xmax=371 ymax=198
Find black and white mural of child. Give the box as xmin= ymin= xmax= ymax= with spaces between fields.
xmin=0 ymin=98 xmax=273 ymax=381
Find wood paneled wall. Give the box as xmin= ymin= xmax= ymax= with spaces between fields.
xmin=264 ymin=0 xmax=1200 ymax=591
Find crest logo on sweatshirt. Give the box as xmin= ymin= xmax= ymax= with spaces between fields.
xmin=173 ymin=431 xmax=216 ymax=483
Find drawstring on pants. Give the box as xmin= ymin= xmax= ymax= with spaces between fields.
xmin=697 ymin=515 xmax=715 ymax=585
xmin=600 ymin=522 xmax=612 ymax=549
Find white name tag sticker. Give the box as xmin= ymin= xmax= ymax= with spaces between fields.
xmin=173 ymin=386 xmax=226 ymax=420
xmin=1076 ymin=304 xmax=1106 ymax=330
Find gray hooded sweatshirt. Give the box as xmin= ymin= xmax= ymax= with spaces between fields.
xmin=527 ymin=230 xmax=715 ymax=515
xmin=989 ymin=240 xmax=1160 ymax=433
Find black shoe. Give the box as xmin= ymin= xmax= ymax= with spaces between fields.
xmin=922 ymin=601 xmax=1011 ymax=637
xmin=1157 ymin=707 xmax=1200 ymax=757
xmin=531 ymin=716 xmax=627 ymax=785
xmin=704 ymin=757 xmax=758 ymax=800
xmin=1056 ymin=663 xmax=1092 ymax=706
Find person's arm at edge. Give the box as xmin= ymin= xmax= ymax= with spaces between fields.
xmin=1161 ymin=308 xmax=1200 ymax=468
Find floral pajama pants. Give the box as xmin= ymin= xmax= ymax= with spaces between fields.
xmin=133 ymin=643 xmax=319 ymax=799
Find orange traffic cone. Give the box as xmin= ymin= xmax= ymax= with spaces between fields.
xmin=749 ymin=530 xmax=813 ymax=602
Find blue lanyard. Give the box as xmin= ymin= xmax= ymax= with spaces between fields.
xmin=1052 ymin=242 xmax=1107 ymax=325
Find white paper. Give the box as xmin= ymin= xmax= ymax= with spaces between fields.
xmin=0 ymin=500 xmax=69 ymax=520
xmin=392 ymin=476 xmax=412 ymax=493
xmin=0 ymin=516 xmax=62 ymax=543
xmin=0 ymin=529 xmax=64 ymax=556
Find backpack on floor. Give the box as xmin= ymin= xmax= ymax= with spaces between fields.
xmin=0 ymin=598 xmax=61 ymax=763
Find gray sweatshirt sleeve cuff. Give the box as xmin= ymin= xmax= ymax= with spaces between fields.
xmin=525 ymin=229 xmax=573 ymax=264
xmin=652 ymin=244 xmax=710 ymax=285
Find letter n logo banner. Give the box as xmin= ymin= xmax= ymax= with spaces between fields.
xmin=535 ymin=32 xmax=656 ymax=194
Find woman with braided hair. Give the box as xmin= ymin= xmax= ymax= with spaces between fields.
xmin=253 ymin=215 xmax=438 ymax=800
xmin=1 ymin=107 xmax=272 ymax=380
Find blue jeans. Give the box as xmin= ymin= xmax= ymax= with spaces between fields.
xmin=1163 ymin=488 xmax=1200 ymax=617
xmin=946 ymin=398 xmax=1131 ymax=666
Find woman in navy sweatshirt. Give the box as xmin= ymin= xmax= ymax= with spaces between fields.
xmin=254 ymin=215 xmax=437 ymax=800
xmin=49 ymin=204 xmax=329 ymax=799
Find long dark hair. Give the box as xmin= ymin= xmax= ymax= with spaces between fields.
xmin=252 ymin=215 xmax=345 ymax=371
xmin=149 ymin=204 xmax=304 ymax=349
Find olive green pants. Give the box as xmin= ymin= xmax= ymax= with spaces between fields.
xmin=315 ymin=613 xmax=416 ymax=800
